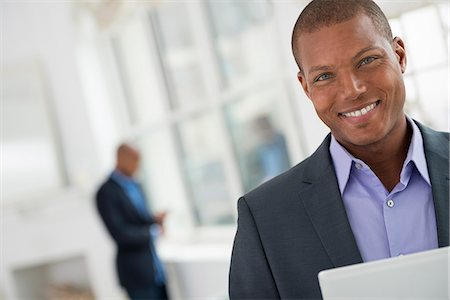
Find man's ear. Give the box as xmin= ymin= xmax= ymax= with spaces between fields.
xmin=297 ymin=71 xmax=311 ymax=100
xmin=393 ymin=37 xmax=407 ymax=74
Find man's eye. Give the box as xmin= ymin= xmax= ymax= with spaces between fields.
xmin=315 ymin=73 xmax=332 ymax=82
xmin=360 ymin=56 xmax=376 ymax=66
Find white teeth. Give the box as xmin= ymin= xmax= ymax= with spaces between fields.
xmin=342 ymin=102 xmax=377 ymax=118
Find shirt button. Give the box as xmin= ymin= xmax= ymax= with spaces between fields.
xmin=355 ymin=163 xmax=363 ymax=169
xmin=387 ymin=199 xmax=395 ymax=208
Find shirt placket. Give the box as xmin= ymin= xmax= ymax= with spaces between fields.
xmin=382 ymin=168 xmax=411 ymax=258
xmin=359 ymin=164 xmax=392 ymax=259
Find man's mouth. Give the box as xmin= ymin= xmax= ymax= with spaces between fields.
xmin=340 ymin=100 xmax=380 ymax=117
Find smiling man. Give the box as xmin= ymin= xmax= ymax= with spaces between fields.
xmin=229 ymin=0 xmax=449 ymax=299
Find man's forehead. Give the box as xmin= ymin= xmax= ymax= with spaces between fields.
xmin=298 ymin=13 xmax=386 ymax=47
xmin=296 ymin=15 xmax=389 ymax=69
xmin=303 ymin=14 xmax=378 ymax=38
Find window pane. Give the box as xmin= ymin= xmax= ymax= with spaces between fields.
xmin=404 ymin=77 xmax=427 ymax=123
xmin=176 ymin=114 xmax=234 ymax=226
xmin=389 ymin=18 xmax=403 ymax=38
xmin=438 ymin=2 xmax=449 ymax=30
xmin=207 ymin=0 xmax=276 ymax=87
xmin=3 ymin=64 xmax=65 ymax=202
xmin=112 ymin=15 xmax=167 ymax=125
xmin=225 ymin=91 xmax=291 ymax=192
xmin=137 ymin=128 xmax=195 ymax=234
xmin=401 ymin=6 xmax=447 ymax=71
xmin=415 ymin=67 xmax=449 ymax=131
xmin=404 ymin=76 xmax=418 ymax=104
xmin=153 ymin=2 xmax=207 ymax=109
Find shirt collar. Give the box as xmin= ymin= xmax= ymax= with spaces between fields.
xmin=402 ymin=116 xmax=431 ymax=185
xmin=329 ymin=116 xmax=430 ymax=195
xmin=329 ymin=135 xmax=354 ymax=195
xmin=110 ymin=169 xmax=136 ymax=186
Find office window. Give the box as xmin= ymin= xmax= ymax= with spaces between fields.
xmin=3 ymin=63 xmax=66 ymax=203
xmin=390 ymin=4 xmax=449 ymax=130
xmin=402 ymin=6 xmax=447 ymax=72
xmin=152 ymin=1 xmax=207 ymax=109
xmin=206 ymin=0 xmax=276 ymax=88
xmin=107 ymin=1 xmax=448 ymax=230
xmin=111 ymin=12 xmax=168 ymax=126
xmin=224 ymin=88 xmax=291 ymax=192
xmin=108 ymin=1 xmax=301 ymax=228
xmin=176 ymin=113 xmax=234 ymax=225
xmin=137 ymin=128 xmax=195 ymax=230
xmin=438 ymin=2 xmax=449 ymax=29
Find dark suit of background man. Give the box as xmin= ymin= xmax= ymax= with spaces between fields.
xmin=96 ymin=143 xmax=169 ymax=300
xmin=229 ymin=0 xmax=449 ymax=299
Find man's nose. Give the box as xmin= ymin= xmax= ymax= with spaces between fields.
xmin=339 ymin=72 xmax=367 ymax=101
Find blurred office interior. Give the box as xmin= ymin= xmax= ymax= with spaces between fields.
xmin=1 ymin=0 xmax=449 ymax=299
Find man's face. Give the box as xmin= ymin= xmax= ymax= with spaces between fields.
xmin=295 ymin=14 xmax=407 ymax=149
xmin=119 ymin=149 xmax=140 ymax=177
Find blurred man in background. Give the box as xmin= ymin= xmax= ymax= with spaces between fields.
xmin=96 ymin=143 xmax=168 ymax=300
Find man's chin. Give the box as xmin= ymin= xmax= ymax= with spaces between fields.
xmin=334 ymin=133 xmax=383 ymax=149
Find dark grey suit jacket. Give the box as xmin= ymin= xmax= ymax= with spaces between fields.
xmin=229 ymin=121 xmax=449 ymax=299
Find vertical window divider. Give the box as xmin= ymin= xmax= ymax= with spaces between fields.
xmin=188 ymin=0 xmax=246 ymax=219
xmin=147 ymin=8 xmax=199 ymax=227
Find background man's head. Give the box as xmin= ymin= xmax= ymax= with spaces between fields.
xmin=116 ymin=143 xmax=140 ymax=177
xmin=292 ymin=0 xmax=393 ymax=72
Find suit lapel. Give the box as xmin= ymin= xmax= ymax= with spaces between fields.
xmin=300 ymin=135 xmax=363 ymax=267
xmin=417 ymin=122 xmax=449 ymax=247
xmin=110 ymin=178 xmax=148 ymax=222
xmin=298 ymin=123 xmax=449 ymax=268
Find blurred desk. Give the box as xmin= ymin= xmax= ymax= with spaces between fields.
xmin=161 ymin=243 xmax=232 ymax=300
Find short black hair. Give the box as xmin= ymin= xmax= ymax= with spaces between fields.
xmin=291 ymin=0 xmax=393 ymax=71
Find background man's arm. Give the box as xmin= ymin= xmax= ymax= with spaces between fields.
xmin=96 ymin=186 xmax=152 ymax=247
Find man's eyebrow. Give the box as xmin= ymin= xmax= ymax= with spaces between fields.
xmin=307 ymin=46 xmax=382 ymax=76
xmin=352 ymin=46 xmax=380 ymax=61
xmin=308 ymin=65 xmax=333 ymax=76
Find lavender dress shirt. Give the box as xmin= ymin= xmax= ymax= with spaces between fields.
xmin=330 ymin=117 xmax=439 ymax=262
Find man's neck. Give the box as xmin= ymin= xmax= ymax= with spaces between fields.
xmin=114 ymin=168 xmax=133 ymax=179
xmin=342 ymin=117 xmax=412 ymax=192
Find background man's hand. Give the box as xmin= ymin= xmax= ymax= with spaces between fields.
xmin=154 ymin=211 xmax=167 ymax=226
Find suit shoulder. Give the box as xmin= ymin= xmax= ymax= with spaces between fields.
xmin=416 ymin=122 xmax=449 ymax=157
xmin=242 ymin=134 xmax=332 ymax=210
xmin=96 ymin=178 xmax=120 ymax=201
xmin=242 ymin=156 xmax=311 ymax=207
xmin=426 ymin=126 xmax=449 ymax=140
xmin=438 ymin=130 xmax=450 ymax=140
xmin=415 ymin=120 xmax=449 ymax=140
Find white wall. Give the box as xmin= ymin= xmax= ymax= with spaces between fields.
xmin=2 ymin=1 xmax=104 ymax=190
xmin=1 ymin=2 xmax=124 ymax=299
